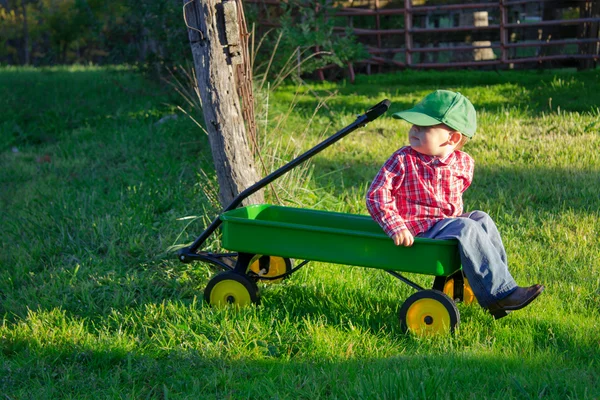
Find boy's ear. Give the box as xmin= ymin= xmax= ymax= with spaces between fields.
xmin=448 ymin=131 xmax=462 ymax=145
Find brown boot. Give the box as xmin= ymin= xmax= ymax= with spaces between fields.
xmin=487 ymin=284 xmax=545 ymax=319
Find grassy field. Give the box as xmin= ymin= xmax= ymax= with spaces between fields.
xmin=1 ymin=65 xmax=599 ymax=399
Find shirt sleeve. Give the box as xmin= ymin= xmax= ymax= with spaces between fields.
xmin=460 ymin=152 xmax=475 ymax=193
xmin=366 ymin=152 xmax=408 ymax=238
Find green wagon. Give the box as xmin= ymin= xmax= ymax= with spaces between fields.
xmin=178 ymin=100 xmax=476 ymax=336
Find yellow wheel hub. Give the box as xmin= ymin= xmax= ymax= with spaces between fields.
xmin=405 ymin=298 xmax=452 ymax=336
xmin=443 ymin=278 xmax=477 ymax=305
xmin=249 ymin=256 xmax=290 ymax=284
xmin=209 ymin=279 xmax=252 ymax=307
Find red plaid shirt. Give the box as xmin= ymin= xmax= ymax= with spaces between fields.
xmin=366 ymin=146 xmax=474 ymax=237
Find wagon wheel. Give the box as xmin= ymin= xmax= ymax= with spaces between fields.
xmin=399 ymin=290 xmax=460 ymax=336
xmin=249 ymin=256 xmax=293 ymax=284
xmin=432 ymin=273 xmax=477 ymax=305
xmin=204 ymin=271 xmax=259 ymax=307
xmin=443 ymin=277 xmax=477 ymax=305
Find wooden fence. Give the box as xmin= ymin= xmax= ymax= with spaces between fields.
xmin=245 ymin=0 xmax=600 ymax=77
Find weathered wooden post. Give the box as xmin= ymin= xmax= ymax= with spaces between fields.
xmin=183 ymin=0 xmax=264 ymax=207
xmin=578 ymin=0 xmax=600 ymax=70
xmin=499 ymin=0 xmax=508 ymax=67
xmin=404 ymin=0 xmax=413 ymax=67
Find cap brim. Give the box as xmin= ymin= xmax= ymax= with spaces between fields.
xmin=392 ymin=110 xmax=441 ymax=126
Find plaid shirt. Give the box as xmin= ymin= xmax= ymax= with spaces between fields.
xmin=366 ymin=146 xmax=474 ymax=237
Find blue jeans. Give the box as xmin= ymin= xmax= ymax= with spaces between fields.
xmin=418 ymin=211 xmax=518 ymax=308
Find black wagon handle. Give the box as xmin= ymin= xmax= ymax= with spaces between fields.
xmin=178 ymin=99 xmax=391 ymax=261
xmin=365 ymin=99 xmax=391 ymax=123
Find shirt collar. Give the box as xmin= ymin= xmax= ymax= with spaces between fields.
xmin=408 ymin=147 xmax=456 ymax=166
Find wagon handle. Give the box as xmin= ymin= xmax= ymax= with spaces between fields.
xmin=365 ymin=99 xmax=391 ymax=123
xmin=178 ymin=99 xmax=391 ymax=261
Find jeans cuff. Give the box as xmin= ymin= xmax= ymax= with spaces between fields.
xmin=480 ymin=283 xmax=518 ymax=308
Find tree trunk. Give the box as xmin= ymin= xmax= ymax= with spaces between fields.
xmin=183 ymin=0 xmax=264 ymax=207
xmin=21 ymin=0 xmax=30 ymax=65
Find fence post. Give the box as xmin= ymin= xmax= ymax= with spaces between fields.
xmin=375 ymin=0 xmax=382 ymax=73
xmin=499 ymin=0 xmax=508 ymax=67
xmin=404 ymin=0 xmax=413 ymax=67
xmin=578 ymin=0 xmax=600 ymax=70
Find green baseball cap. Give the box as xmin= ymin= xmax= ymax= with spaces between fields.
xmin=392 ymin=90 xmax=477 ymax=138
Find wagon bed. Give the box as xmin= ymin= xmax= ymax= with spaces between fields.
xmin=221 ymin=204 xmax=461 ymax=277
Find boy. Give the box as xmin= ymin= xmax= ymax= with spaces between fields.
xmin=366 ymin=90 xmax=544 ymax=319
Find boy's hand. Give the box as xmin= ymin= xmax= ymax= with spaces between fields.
xmin=393 ymin=230 xmax=414 ymax=247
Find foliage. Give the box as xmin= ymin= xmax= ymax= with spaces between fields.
xmin=0 ymin=6 xmax=21 ymax=61
xmin=246 ymin=0 xmax=369 ymax=80
xmin=278 ymin=0 xmax=368 ymax=74
xmin=43 ymin=0 xmax=96 ymax=63
xmin=1 ymin=66 xmax=600 ymax=398
xmin=0 ymin=0 xmax=366 ymax=79
xmin=0 ymin=0 xmax=188 ymax=70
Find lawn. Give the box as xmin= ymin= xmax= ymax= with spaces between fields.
xmin=1 ymin=65 xmax=599 ymax=399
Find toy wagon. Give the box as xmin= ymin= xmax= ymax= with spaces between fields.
xmin=177 ymin=100 xmax=476 ymax=336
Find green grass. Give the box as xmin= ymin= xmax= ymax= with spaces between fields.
xmin=1 ymin=65 xmax=599 ymax=399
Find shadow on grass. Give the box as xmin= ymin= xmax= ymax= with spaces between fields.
xmin=1 ymin=308 xmax=598 ymax=399
xmin=0 ymin=68 xmax=178 ymax=147
xmin=259 ymin=278 xmax=410 ymax=333
xmin=282 ymin=68 xmax=600 ymax=121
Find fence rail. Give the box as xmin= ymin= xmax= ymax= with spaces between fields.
xmin=245 ymin=0 xmax=600 ymax=76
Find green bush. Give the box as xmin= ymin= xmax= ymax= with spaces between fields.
xmin=248 ymin=0 xmax=369 ymax=79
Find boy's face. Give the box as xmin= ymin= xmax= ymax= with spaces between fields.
xmin=408 ymin=124 xmax=458 ymax=157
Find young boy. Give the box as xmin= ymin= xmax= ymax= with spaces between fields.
xmin=366 ymin=90 xmax=544 ymax=319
